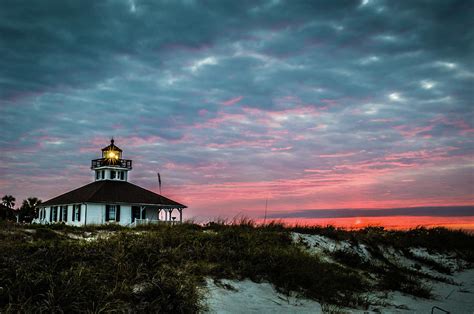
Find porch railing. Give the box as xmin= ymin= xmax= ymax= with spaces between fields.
xmin=130 ymin=219 xmax=178 ymax=227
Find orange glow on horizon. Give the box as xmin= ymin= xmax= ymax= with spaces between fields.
xmin=256 ymin=216 xmax=474 ymax=231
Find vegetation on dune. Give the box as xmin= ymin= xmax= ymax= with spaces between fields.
xmin=0 ymin=220 xmax=473 ymax=312
xmin=1 ymin=194 xmax=42 ymax=223
xmin=292 ymin=225 xmax=474 ymax=262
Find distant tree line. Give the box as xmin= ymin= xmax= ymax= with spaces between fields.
xmin=1 ymin=195 xmax=42 ymax=223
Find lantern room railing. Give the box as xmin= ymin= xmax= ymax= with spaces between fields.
xmin=91 ymin=158 xmax=132 ymax=170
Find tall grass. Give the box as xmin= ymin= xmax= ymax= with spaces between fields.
xmin=0 ymin=221 xmax=473 ymax=312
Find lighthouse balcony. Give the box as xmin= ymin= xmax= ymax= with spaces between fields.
xmin=91 ymin=158 xmax=132 ymax=170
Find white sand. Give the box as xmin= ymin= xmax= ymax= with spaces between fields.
xmin=204 ymin=278 xmax=322 ymax=313
xmin=204 ymin=270 xmax=474 ymax=314
xmin=204 ymin=233 xmax=474 ymax=313
xmin=367 ymin=269 xmax=474 ymax=314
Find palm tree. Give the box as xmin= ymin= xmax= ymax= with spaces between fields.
xmin=19 ymin=197 xmax=42 ymax=223
xmin=2 ymin=195 xmax=15 ymax=208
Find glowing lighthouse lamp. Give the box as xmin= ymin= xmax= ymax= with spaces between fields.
xmin=105 ymin=148 xmax=119 ymax=161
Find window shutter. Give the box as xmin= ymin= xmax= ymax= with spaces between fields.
xmin=65 ymin=206 xmax=68 ymax=222
xmin=116 ymin=205 xmax=120 ymax=222
xmin=105 ymin=205 xmax=110 ymax=221
xmin=49 ymin=207 xmax=52 ymax=222
xmin=78 ymin=205 xmax=81 ymax=222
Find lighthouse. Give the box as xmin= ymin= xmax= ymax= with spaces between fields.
xmin=36 ymin=139 xmax=186 ymax=226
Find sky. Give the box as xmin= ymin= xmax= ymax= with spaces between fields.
xmin=0 ymin=0 xmax=473 ymax=225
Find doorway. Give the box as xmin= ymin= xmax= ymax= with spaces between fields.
xmin=131 ymin=206 xmax=141 ymax=222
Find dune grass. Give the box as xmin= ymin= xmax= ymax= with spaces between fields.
xmin=0 ymin=220 xmax=473 ymax=312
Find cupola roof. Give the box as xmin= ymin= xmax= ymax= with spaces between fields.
xmin=101 ymin=138 xmax=123 ymax=152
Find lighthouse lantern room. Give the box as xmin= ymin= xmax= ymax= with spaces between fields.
xmin=91 ymin=139 xmax=132 ymax=181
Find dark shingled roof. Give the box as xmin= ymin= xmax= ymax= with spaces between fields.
xmin=41 ymin=180 xmax=186 ymax=208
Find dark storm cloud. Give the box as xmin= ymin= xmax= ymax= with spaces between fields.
xmin=1 ymin=0 xmax=471 ymax=100
xmin=0 ymin=0 xmax=355 ymax=100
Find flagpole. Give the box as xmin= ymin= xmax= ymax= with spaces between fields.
xmin=157 ymin=172 xmax=162 ymax=195
xmin=263 ymin=198 xmax=268 ymax=225
xmin=157 ymin=171 xmax=162 ymax=220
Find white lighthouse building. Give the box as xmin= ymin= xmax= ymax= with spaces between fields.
xmin=36 ymin=139 xmax=186 ymax=226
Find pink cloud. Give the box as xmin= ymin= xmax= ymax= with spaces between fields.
xmin=431 ymin=116 xmax=474 ymax=135
xmin=271 ymin=146 xmax=293 ymax=152
xmin=192 ymin=112 xmax=248 ymax=129
xmin=221 ymin=96 xmax=243 ymax=106
xmin=393 ymin=124 xmax=434 ymax=138
xmin=241 ymin=106 xmax=321 ymax=128
xmin=191 ymin=105 xmax=323 ymax=131
xmin=165 ymin=159 xmax=473 ymax=218
xmin=319 ymin=152 xmax=358 ymax=158
xmin=207 ymin=138 xmax=276 ymax=149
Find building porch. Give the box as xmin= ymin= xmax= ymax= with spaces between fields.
xmin=130 ymin=205 xmax=184 ymax=227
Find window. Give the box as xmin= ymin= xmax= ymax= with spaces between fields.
xmin=96 ymin=171 xmax=100 ymax=180
xmin=101 ymin=170 xmax=105 ymax=179
xmin=60 ymin=206 xmax=68 ymax=222
xmin=73 ymin=205 xmax=81 ymax=222
xmin=111 ymin=171 xmax=116 ymax=179
xmin=106 ymin=205 xmax=120 ymax=222
xmin=109 ymin=206 xmax=116 ymax=220
xmin=51 ymin=206 xmax=58 ymax=222
xmin=120 ymin=171 xmax=125 ymax=180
